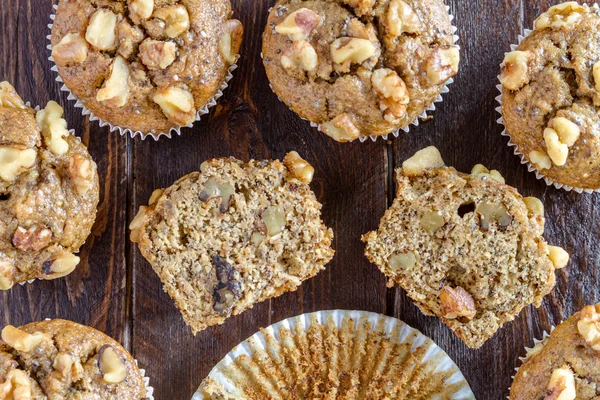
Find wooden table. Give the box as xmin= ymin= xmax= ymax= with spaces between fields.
xmin=1 ymin=0 xmax=598 ymax=398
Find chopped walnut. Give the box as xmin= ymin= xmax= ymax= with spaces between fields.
xmin=0 ymin=260 xmax=15 ymax=290
xmin=529 ymin=150 xmax=552 ymax=170
xmin=53 ymin=352 xmax=83 ymax=380
xmin=153 ymin=5 xmax=190 ymax=38
xmin=219 ymin=19 xmax=244 ymax=65
xmin=387 ymin=0 xmax=422 ymax=36
xmin=98 ymin=345 xmax=127 ymax=384
xmin=152 ymin=86 xmax=196 ymax=126
xmin=199 ymin=178 xmax=236 ymax=213
xmin=129 ymin=206 xmax=148 ymax=243
xmin=544 ymin=367 xmax=576 ymax=400
xmin=36 ymin=101 xmax=70 ymax=155
xmin=283 ymin=151 xmax=314 ymax=184
xmin=0 ymin=370 xmax=32 ymax=400
xmin=275 ymin=8 xmax=320 ymax=41
xmin=281 ymin=40 xmax=318 ymax=73
xmin=97 ymin=56 xmax=130 ymax=108
xmin=116 ymin=20 xmax=145 ymax=60
xmin=594 ymin=61 xmax=600 ymax=92
xmin=139 ymin=39 xmax=176 ymax=70
xmin=1 ymin=326 xmax=46 ymax=352
xmin=523 ymin=197 xmax=544 ymax=217
xmin=129 ymin=0 xmax=154 ymax=20
xmin=544 ymin=128 xmax=569 ymax=166
xmin=85 ymin=8 xmax=119 ymax=51
xmin=52 ymin=33 xmax=89 ymax=66
xmin=0 ymin=147 xmax=36 ymax=182
xmin=212 ymin=255 xmax=242 ymax=316
xmin=12 ymin=225 xmax=52 ymax=251
xmin=500 ymin=51 xmax=530 ymax=91
xmin=69 ymin=153 xmax=97 ymax=195
xmin=477 ymin=202 xmax=512 ymax=231
xmin=577 ymin=304 xmax=600 ymax=352
xmin=149 ymin=188 xmax=164 ymax=205
xmin=440 ymin=286 xmax=476 ymax=320
xmin=423 ymin=46 xmax=460 ymax=86
xmin=548 ymin=246 xmax=569 ymax=269
xmin=402 ymin=146 xmax=445 ymax=176
xmin=389 ymin=252 xmax=416 ymax=271
xmin=41 ymin=252 xmax=80 ymax=280
xmin=549 ymin=117 xmax=580 ymax=147
xmin=262 ymin=206 xmax=286 ymax=236
xmin=535 ymin=2 xmax=588 ymax=30
xmin=420 ymin=211 xmax=445 ymax=235
xmin=0 ymin=82 xmax=26 ymax=109
xmin=330 ymin=37 xmax=376 ymax=70
xmin=371 ymin=68 xmax=409 ymax=122
xmin=320 ymin=113 xmax=361 ymax=142
xmin=470 ymin=164 xmax=505 ymax=183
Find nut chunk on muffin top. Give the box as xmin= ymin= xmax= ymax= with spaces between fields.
xmin=51 ymin=0 xmax=243 ymax=136
xmin=129 ymin=152 xmax=334 ymax=333
xmin=262 ymin=0 xmax=459 ymax=142
xmin=0 ymin=319 xmax=149 ymax=399
xmin=510 ymin=303 xmax=600 ymax=400
xmin=0 ymin=82 xmax=99 ymax=290
xmin=500 ymin=2 xmax=600 ymax=190
xmin=363 ymin=147 xmax=569 ymax=349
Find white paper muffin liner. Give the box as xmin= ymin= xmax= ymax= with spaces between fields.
xmin=47 ymin=4 xmax=238 ymax=141
xmin=262 ymin=6 xmax=458 ymax=143
xmin=192 ymin=310 xmax=475 ymax=399
xmin=136 ymin=360 xmax=155 ymax=400
xmin=496 ymin=3 xmax=600 ymax=193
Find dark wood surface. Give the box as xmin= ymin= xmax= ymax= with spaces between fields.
xmin=1 ymin=0 xmax=599 ymax=398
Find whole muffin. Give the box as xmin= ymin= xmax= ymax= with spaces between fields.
xmin=509 ymin=303 xmax=600 ymax=399
xmin=0 ymin=82 xmax=99 ymax=290
xmin=0 ymin=319 xmax=150 ymax=399
xmin=362 ymin=147 xmax=569 ymax=349
xmin=500 ymin=2 xmax=600 ymax=190
xmin=129 ymin=152 xmax=334 ymax=334
xmin=50 ymin=0 xmax=243 ymax=137
xmin=262 ymin=0 xmax=459 ymax=142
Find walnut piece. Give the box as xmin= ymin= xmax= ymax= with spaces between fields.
xmin=577 ymin=304 xmax=600 ymax=352
xmin=0 ymin=260 xmax=15 ymax=290
xmin=98 ymin=345 xmax=127 ymax=384
xmin=387 ymin=0 xmax=422 ymax=36
xmin=153 ymin=5 xmax=190 ymax=38
xmin=544 ymin=128 xmax=569 ymax=166
xmin=529 ymin=150 xmax=552 ymax=170
xmin=41 ymin=252 xmax=80 ymax=280
xmin=0 ymin=370 xmax=32 ymax=400
xmin=97 ymin=56 xmax=130 ymax=108
xmin=477 ymin=202 xmax=512 ymax=231
xmin=402 ymin=146 xmax=445 ymax=177
xmin=0 ymin=147 xmax=36 ymax=182
xmin=550 ymin=117 xmax=580 ymax=147
xmin=129 ymin=206 xmax=148 ymax=243
xmin=0 ymin=82 xmax=25 ymax=109
xmin=152 ymin=86 xmax=196 ymax=126
xmin=283 ymin=151 xmax=314 ymax=184
xmin=371 ymin=68 xmax=409 ymax=122
xmin=281 ymin=40 xmax=318 ymax=73
xmin=389 ymin=252 xmax=416 ymax=272
xmin=12 ymin=226 xmax=52 ymax=252
xmin=423 ymin=46 xmax=460 ymax=86
xmin=320 ymin=113 xmax=361 ymax=142
xmin=330 ymin=37 xmax=376 ymax=67
xmin=544 ymin=367 xmax=576 ymax=400
xmin=199 ymin=178 xmax=236 ymax=213
xmin=52 ymin=33 xmax=88 ymax=66
xmin=275 ymin=8 xmax=320 ymax=41
xmin=129 ymin=0 xmax=153 ymax=20
xmin=36 ymin=101 xmax=70 ymax=155
xmin=1 ymin=326 xmax=46 ymax=352
xmin=594 ymin=61 xmax=600 ymax=92
xmin=139 ymin=39 xmax=176 ymax=70
xmin=69 ymin=153 xmax=97 ymax=195
xmin=85 ymin=9 xmax=119 ymax=51
xmin=470 ymin=164 xmax=505 ymax=183
xmin=53 ymin=352 xmax=83 ymax=379
xmin=523 ymin=197 xmax=544 ymax=217
xmin=440 ymin=286 xmax=476 ymax=320
xmin=116 ymin=20 xmax=144 ymax=60
xmin=535 ymin=2 xmax=588 ymax=30
xmin=262 ymin=206 xmax=286 ymax=237
xmin=420 ymin=211 xmax=444 ymax=235
xmin=212 ymin=256 xmax=242 ymax=315
xmin=548 ymin=246 xmax=569 ymax=269
xmin=500 ymin=51 xmax=529 ymax=91
xmin=219 ymin=19 xmax=244 ymax=65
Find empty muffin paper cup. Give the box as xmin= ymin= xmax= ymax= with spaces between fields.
xmin=496 ymin=6 xmax=599 ymax=194
xmin=47 ymin=4 xmax=237 ymax=141
xmin=263 ymin=7 xmax=458 ymax=144
xmin=192 ymin=310 xmax=475 ymax=399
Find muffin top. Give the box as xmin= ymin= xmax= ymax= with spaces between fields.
xmin=51 ymin=0 xmax=243 ymax=136
xmin=363 ymin=147 xmax=569 ymax=349
xmin=510 ymin=303 xmax=600 ymax=400
xmin=0 ymin=82 xmax=99 ymax=290
xmin=500 ymin=2 xmax=600 ymax=189
xmin=0 ymin=319 xmax=149 ymax=400
xmin=262 ymin=0 xmax=458 ymax=142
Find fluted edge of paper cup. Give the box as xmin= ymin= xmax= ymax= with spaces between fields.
xmin=47 ymin=4 xmax=237 ymax=141
xmin=496 ymin=4 xmax=600 ymax=194
xmin=262 ymin=6 xmax=459 ymax=144
xmin=192 ymin=309 xmax=475 ymax=400
xmin=135 ymin=360 xmax=155 ymax=400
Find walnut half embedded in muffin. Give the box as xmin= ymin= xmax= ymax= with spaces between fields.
xmin=51 ymin=0 xmax=243 ymax=136
xmin=362 ymin=147 xmax=568 ymax=349
xmin=262 ymin=0 xmax=459 ymax=142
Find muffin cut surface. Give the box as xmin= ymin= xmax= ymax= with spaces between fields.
xmin=130 ymin=152 xmax=334 ymax=333
xmin=363 ymin=147 xmax=569 ymax=348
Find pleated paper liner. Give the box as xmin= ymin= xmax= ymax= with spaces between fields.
xmin=496 ymin=3 xmax=600 ymax=194
xmin=192 ymin=310 xmax=475 ymax=400
xmin=263 ymin=6 xmax=459 ymax=143
xmin=137 ymin=360 xmax=155 ymax=400
xmin=47 ymin=4 xmax=237 ymax=141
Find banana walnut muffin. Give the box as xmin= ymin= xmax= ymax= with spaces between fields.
xmin=262 ymin=0 xmax=459 ymax=142
xmin=362 ymin=147 xmax=569 ymax=349
xmin=51 ymin=0 xmax=243 ymax=136
xmin=129 ymin=152 xmax=334 ymax=333
xmin=0 ymin=319 xmax=150 ymax=399
xmin=510 ymin=303 xmax=600 ymax=400
xmin=0 ymin=82 xmax=99 ymax=290
xmin=500 ymin=2 xmax=600 ymax=190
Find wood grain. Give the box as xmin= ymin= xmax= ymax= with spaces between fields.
xmin=1 ymin=0 xmax=599 ymax=399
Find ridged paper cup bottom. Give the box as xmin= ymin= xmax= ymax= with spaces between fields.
xmin=496 ymin=4 xmax=600 ymax=193
xmin=193 ymin=310 xmax=475 ymax=399
xmin=137 ymin=360 xmax=155 ymax=400
xmin=47 ymin=4 xmax=237 ymax=141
